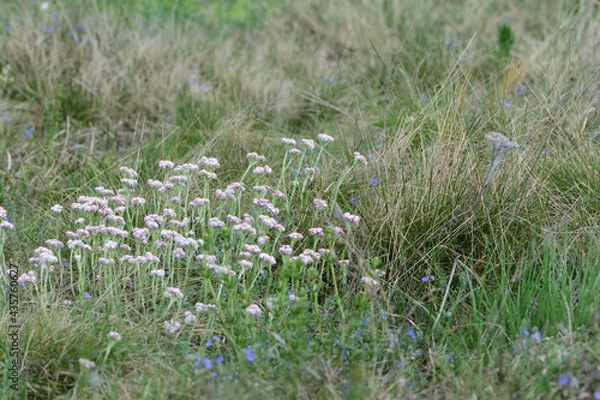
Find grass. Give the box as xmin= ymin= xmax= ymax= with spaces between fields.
xmin=1 ymin=0 xmax=600 ymax=398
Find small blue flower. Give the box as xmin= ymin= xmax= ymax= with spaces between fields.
xmin=6 ymin=25 xmax=13 ymax=31
xmin=341 ymin=385 xmax=350 ymax=395
xmin=370 ymin=177 xmax=378 ymax=186
xmin=2 ymin=115 xmax=9 ymax=121
xmin=421 ymin=275 xmax=435 ymax=282
xmin=350 ymin=198 xmax=358 ymax=205
xmin=195 ymin=358 xmax=212 ymax=369
xmin=407 ymin=329 xmax=417 ymax=340
xmin=210 ymin=371 xmax=218 ymax=378
xmin=7 ymin=217 xmax=11 ymax=223
xmin=593 ymin=389 xmax=600 ymax=400
xmin=360 ymin=318 xmax=368 ymax=325
xmin=558 ymin=375 xmax=569 ymax=386
xmin=445 ymin=311 xmax=452 ymax=317
xmin=215 ymin=355 xmax=224 ymax=364
xmin=520 ymin=327 xmax=529 ymax=337
xmin=242 ymin=347 xmax=256 ymax=362
xmin=206 ymin=339 xmax=213 ymax=347
xmin=84 ymin=292 xmax=91 ymax=299
xmin=499 ymin=99 xmax=512 ymax=108
xmin=25 ymin=129 xmax=33 ymax=137
xmin=447 ymin=40 xmax=455 ymax=50
xmin=518 ymin=86 xmax=527 ymax=95
xmin=342 ymin=348 xmax=348 ymax=356
xmin=395 ymin=362 xmax=402 ymax=368
xmin=381 ymin=313 xmax=387 ymax=320
xmin=531 ymin=330 xmax=542 ymax=343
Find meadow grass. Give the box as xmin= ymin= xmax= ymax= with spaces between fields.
xmin=1 ymin=0 xmax=599 ymax=398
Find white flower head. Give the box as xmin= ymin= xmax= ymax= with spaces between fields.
xmin=246 ymin=303 xmax=262 ymax=317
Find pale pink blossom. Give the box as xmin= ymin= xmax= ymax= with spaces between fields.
xmin=279 ymin=245 xmax=293 ymax=255
xmin=259 ymin=253 xmax=276 ymax=265
xmin=173 ymin=248 xmax=186 ymax=259
xmin=317 ymin=133 xmax=334 ymax=143
xmin=119 ymin=167 xmax=138 ymax=178
xmin=354 ymin=152 xmax=368 ymax=166
xmin=301 ymin=139 xmax=316 ymax=150
xmin=209 ymin=264 xmax=236 ymax=275
xmin=232 ymin=223 xmax=257 ymax=235
xmin=198 ymin=170 xmax=217 ymax=179
xmin=246 ymin=152 xmax=266 ymax=162
xmin=198 ymin=156 xmax=220 ymax=169
xmin=164 ymin=287 xmax=183 ymax=299
xmin=239 ymin=260 xmax=253 ymax=268
xmin=313 ymin=199 xmax=328 ymax=210
xmin=168 ymin=175 xmax=188 ymax=185
xmin=163 ymin=319 xmax=182 ymax=334
xmin=288 ymin=232 xmax=304 ymax=240
xmin=190 ymin=197 xmax=210 ymax=207
xmin=159 ymin=160 xmax=175 ymax=169
xmin=208 ymin=218 xmax=225 ymax=228
xmin=107 ymin=215 xmax=126 ymax=225
xmin=257 ymin=235 xmax=270 ymax=244
xmin=17 ymin=271 xmax=36 ymax=284
xmin=227 ymin=182 xmax=246 ymax=191
xmin=253 ymin=198 xmax=279 ymax=215
xmin=131 ymin=197 xmax=146 ymax=206
xmin=147 ymin=179 xmax=164 ymax=188
xmin=289 ymin=148 xmax=302 ymax=155
xmin=184 ymin=311 xmax=197 ymax=325
xmin=281 ymin=138 xmax=297 ymax=145
xmin=252 ymin=185 xmax=270 ymax=193
xmin=272 ymin=190 xmax=284 ymax=198
xmin=360 ymin=277 xmax=380 ymax=287
xmin=343 ymin=212 xmax=360 ymax=225
xmin=50 ymin=204 xmax=63 ymax=213
xmin=45 ymin=239 xmax=64 ymax=248
xmin=107 ymin=331 xmax=122 ymax=341
xmin=78 ymin=358 xmax=96 ymax=369
xmin=195 ymin=303 xmax=218 ymax=313
xmin=244 ymin=244 xmax=261 ymax=254
xmin=215 ymin=188 xmax=236 ymax=200
xmin=246 ymin=304 xmax=262 ymax=317
xmin=150 ymin=269 xmax=166 ymax=277
xmin=308 ymin=227 xmax=324 ymax=236
xmin=227 ymin=214 xmax=242 ymax=224
xmin=121 ymin=178 xmax=138 ymax=187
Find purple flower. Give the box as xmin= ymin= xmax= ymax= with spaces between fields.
xmin=195 ymin=358 xmax=212 ymax=369
xmin=84 ymin=292 xmax=91 ymax=299
xmin=25 ymin=129 xmax=33 ymax=137
xmin=370 ymin=177 xmax=378 ymax=186
xmin=215 ymin=355 xmax=224 ymax=364
xmin=381 ymin=313 xmax=387 ymax=320
xmin=499 ymin=99 xmax=512 ymax=108
xmin=3 ymin=115 xmax=9 ymax=121
xmin=421 ymin=275 xmax=435 ymax=282
xmin=518 ymin=86 xmax=527 ymax=95
xmin=350 ymin=198 xmax=358 ymax=205
xmin=407 ymin=329 xmax=417 ymax=340
xmin=593 ymin=389 xmax=600 ymax=400
xmin=558 ymin=375 xmax=569 ymax=386
xmin=242 ymin=347 xmax=256 ymax=362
